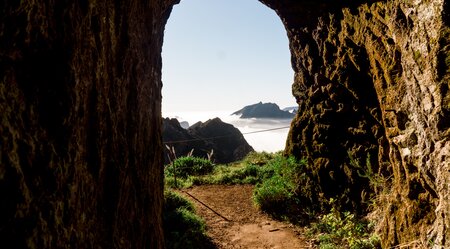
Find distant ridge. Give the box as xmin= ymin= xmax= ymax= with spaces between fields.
xmin=232 ymin=102 xmax=295 ymax=119
xmin=162 ymin=117 xmax=253 ymax=164
xmin=282 ymin=106 xmax=298 ymax=114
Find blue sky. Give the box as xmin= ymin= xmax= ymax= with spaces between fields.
xmin=162 ymin=0 xmax=295 ymax=113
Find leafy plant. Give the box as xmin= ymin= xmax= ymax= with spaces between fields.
xmin=307 ymin=199 xmax=381 ymax=249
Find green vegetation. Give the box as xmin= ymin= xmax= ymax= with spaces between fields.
xmin=165 ymin=152 xmax=318 ymax=223
xmin=164 ymin=152 xmax=381 ymax=248
xmin=164 ymin=152 xmax=277 ymax=188
xmin=165 ymin=156 xmax=215 ymax=178
xmin=163 ymin=190 xmax=214 ymax=249
xmin=252 ymin=155 xmax=314 ymax=224
xmin=307 ymin=200 xmax=381 ymax=249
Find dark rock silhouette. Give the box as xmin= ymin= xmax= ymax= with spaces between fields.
xmin=232 ymin=102 xmax=295 ymax=119
xmin=0 ymin=1 xmax=177 ymax=248
xmin=163 ymin=118 xmax=254 ymax=164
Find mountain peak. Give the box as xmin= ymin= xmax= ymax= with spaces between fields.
xmin=232 ymin=102 xmax=295 ymax=119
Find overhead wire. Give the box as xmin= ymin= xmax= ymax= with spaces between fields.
xmin=163 ymin=125 xmax=291 ymax=145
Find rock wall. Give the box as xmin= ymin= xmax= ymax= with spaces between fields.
xmin=1 ymin=0 xmax=177 ymax=248
xmin=261 ymin=0 xmax=449 ymax=247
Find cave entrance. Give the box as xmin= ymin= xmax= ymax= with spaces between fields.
xmin=162 ymin=0 xmax=295 ymax=155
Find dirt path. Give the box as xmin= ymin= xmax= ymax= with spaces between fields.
xmin=180 ymin=185 xmax=313 ymax=249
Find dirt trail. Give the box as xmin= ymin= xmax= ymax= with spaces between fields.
xmin=180 ymin=185 xmax=313 ymax=249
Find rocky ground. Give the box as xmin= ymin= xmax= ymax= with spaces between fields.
xmin=180 ymin=185 xmax=312 ymax=249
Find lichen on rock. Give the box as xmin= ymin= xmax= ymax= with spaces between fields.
xmin=261 ymin=0 xmax=450 ymax=247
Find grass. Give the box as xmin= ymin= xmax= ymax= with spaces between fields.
xmin=165 ymin=156 xmax=215 ymax=178
xmin=163 ymin=190 xmax=215 ymax=249
xmin=164 ymin=152 xmax=278 ymax=188
xmin=163 ymin=152 xmax=381 ymax=249
xmin=252 ymin=155 xmax=311 ymax=223
xmin=165 ymin=152 xmax=317 ymax=223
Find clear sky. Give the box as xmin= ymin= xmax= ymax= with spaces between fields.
xmin=161 ymin=0 xmax=295 ymax=113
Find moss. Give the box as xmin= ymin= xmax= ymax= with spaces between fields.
xmin=413 ymin=50 xmax=422 ymax=62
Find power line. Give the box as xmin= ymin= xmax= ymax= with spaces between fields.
xmin=163 ymin=126 xmax=291 ymax=145
xmin=163 ymin=134 xmax=236 ymax=145
xmin=241 ymin=126 xmax=290 ymax=135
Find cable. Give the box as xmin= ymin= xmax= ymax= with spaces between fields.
xmin=180 ymin=189 xmax=231 ymax=222
xmin=163 ymin=125 xmax=291 ymax=145
xmin=241 ymin=126 xmax=290 ymax=135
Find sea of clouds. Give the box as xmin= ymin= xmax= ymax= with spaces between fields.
xmin=163 ymin=111 xmax=293 ymax=152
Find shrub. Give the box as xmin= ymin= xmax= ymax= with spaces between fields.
xmin=165 ymin=156 xmax=214 ymax=178
xmin=252 ymin=155 xmax=315 ymax=223
xmin=163 ymin=190 xmax=215 ymax=249
xmin=253 ymin=174 xmax=293 ymax=211
xmin=308 ymin=201 xmax=381 ymax=249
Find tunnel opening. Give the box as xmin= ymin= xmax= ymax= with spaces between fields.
xmin=161 ymin=0 xmax=296 ymax=157
xmin=160 ymin=2 xmax=306 ymax=246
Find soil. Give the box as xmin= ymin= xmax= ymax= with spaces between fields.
xmin=179 ymin=185 xmax=313 ymax=249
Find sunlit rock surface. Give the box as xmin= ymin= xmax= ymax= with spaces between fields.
xmin=262 ymin=0 xmax=449 ymax=247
